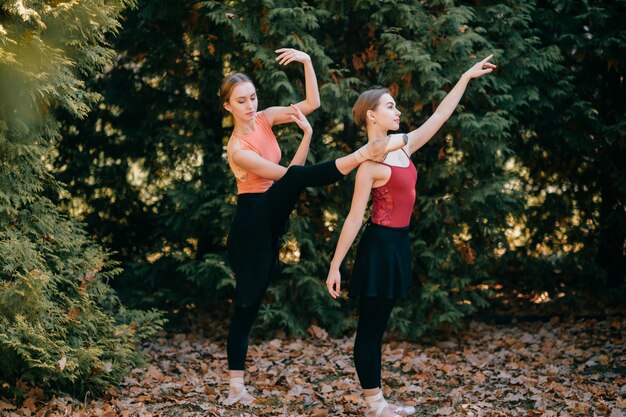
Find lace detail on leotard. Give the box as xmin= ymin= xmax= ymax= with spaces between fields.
xmin=371 ymin=187 xmax=393 ymax=226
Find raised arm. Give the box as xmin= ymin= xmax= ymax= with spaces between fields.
xmin=326 ymin=164 xmax=376 ymax=299
xmin=230 ymin=106 xmax=313 ymax=180
xmin=286 ymin=104 xmax=312 ymax=167
xmin=404 ymin=54 xmax=495 ymax=156
xmin=262 ymin=48 xmax=320 ymax=126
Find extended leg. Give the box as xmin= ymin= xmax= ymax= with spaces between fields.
xmin=265 ymin=161 xmax=343 ymax=234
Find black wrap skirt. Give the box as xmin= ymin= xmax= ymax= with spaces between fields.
xmin=348 ymin=221 xmax=412 ymax=299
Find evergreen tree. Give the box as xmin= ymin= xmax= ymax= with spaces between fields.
xmin=522 ymin=0 xmax=625 ymax=290
xmin=0 ymin=0 xmax=164 ymax=397
xmin=475 ymin=0 xmax=626 ymax=299
xmin=51 ymin=0 xmax=624 ymax=340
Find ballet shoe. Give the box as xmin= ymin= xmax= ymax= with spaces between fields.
xmin=224 ymin=377 xmax=255 ymax=406
xmin=364 ymin=392 xmax=402 ymax=417
xmin=355 ymin=133 xmax=408 ymax=163
xmin=389 ymin=402 xmax=417 ymax=416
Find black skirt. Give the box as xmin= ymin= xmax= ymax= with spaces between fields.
xmin=348 ymin=221 xmax=412 ymax=299
xmin=227 ymin=193 xmax=282 ymax=308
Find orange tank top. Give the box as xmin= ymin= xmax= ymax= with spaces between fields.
xmin=227 ymin=112 xmax=281 ymax=194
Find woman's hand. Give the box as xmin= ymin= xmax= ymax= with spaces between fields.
xmin=326 ymin=268 xmax=342 ymax=299
xmin=287 ymin=104 xmax=312 ymax=136
xmin=275 ymin=48 xmax=311 ymax=66
xmin=463 ymin=54 xmax=496 ymax=79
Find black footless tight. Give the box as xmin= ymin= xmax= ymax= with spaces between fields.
xmin=227 ymin=160 xmax=343 ymax=370
xmin=264 ymin=160 xmax=342 ymax=236
xmin=227 ymin=298 xmax=262 ymax=370
xmin=354 ymin=297 xmax=397 ymax=389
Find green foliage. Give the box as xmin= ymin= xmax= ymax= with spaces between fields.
xmin=473 ymin=0 xmax=626 ymax=298
xmin=50 ymin=0 xmax=624 ymax=341
xmin=0 ymin=0 xmax=164 ymax=397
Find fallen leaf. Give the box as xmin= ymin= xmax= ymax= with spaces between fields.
xmin=308 ymin=324 xmax=328 ymax=340
xmin=434 ymin=405 xmax=455 ymax=415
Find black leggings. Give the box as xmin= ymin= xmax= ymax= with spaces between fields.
xmin=264 ymin=161 xmax=342 ymax=236
xmin=227 ymin=160 xmax=343 ymax=371
xmin=354 ymin=297 xmax=397 ymax=389
xmin=227 ymin=299 xmax=262 ymax=370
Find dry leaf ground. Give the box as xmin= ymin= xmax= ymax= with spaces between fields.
xmin=2 ymin=318 xmax=624 ymax=416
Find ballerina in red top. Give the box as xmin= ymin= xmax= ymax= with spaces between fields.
xmin=326 ymin=55 xmax=496 ymax=417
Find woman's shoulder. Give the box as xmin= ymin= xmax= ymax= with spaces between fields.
xmin=227 ymin=134 xmax=240 ymax=147
xmin=227 ymin=135 xmax=246 ymax=155
xmin=256 ymin=111 xmax=271 ymax=127
xmin=357 ymin=160 xmax=391 ymax=180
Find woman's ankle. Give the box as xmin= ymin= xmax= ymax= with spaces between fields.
xmin=229 ymin=369 xmax=244 ymax=379
xmin=363 ymin=388 xmax=382 ymax=398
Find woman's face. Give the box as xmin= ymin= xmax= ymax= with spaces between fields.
xmin=224 ymin=82 xmax=258 ymax=122
xmin=370 ymin=93 xmax=401 ymax=131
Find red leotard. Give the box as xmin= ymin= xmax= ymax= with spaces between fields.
xmin=371 ymin=149 xmax=418 ymax=228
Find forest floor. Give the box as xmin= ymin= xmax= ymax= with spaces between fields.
xmin=2 ymin=314 xmax=625 ymax=416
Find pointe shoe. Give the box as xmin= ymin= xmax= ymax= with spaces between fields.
xmin=389 ymin=402 xmax=417 ymax=416
xmin=364 ymin=392 xmax=402 ymax=417
xmin=224 ymin=377 xmax=255 ymax=406
xmin=355 ymin=133 xmax=409 ymax=163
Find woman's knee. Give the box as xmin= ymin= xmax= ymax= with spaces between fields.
xmin=284 ymin=164 xmax=306 ymax=181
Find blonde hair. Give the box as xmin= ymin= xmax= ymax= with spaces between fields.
xmin=352 ymin=88 xmax=390 ymax=127
xmin=218 ymin=73 xmax=253 ymax=110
